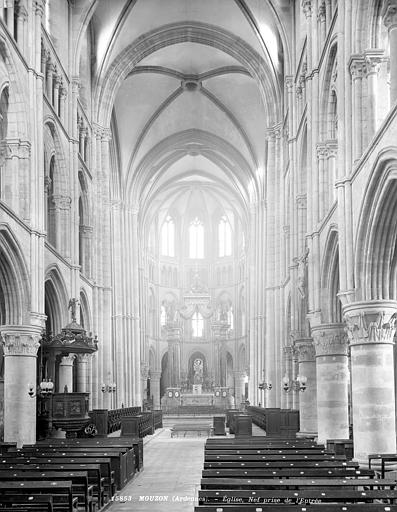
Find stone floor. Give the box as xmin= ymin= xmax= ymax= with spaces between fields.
xmin=106 ymin=419 xmax=265 ymax=511
xmin=106 ymin=427 xmax=206 ymax=511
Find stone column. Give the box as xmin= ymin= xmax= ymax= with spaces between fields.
xmin=6 ymin=0 xmax=14 ymax=36
xmin=349 ymin=56 xmax=365 ymax=161
xmin=317 ymin=143 xmax=327 ymax=219
xmin=294 ymin=338 xmax=317 ymax=437
xmin=80 ymin=225 xmax=93 ymax=277
xmin=1 ymin=326 xmax=41 ymax=447
xmin=76 ymin=353 xmax=90 ymax=393
xmin=150 ymin=371 xmax=161 ymax=409
xmin=318 ymin=3 xmax=326 ymax=44
xmin=15 ymin=5 xmax=27 ymax=54
xmin=58 ymin=354 xmax=76 ymax=392
xmin=53 ymin=73 xmax=60 ymax=113
xmin=291 ymin=339 xmax=300 ymax=410
xmin=167 ymin=340 xmax=178 ymax=387
xmin=46 ymin=60 xmax=54 ymax=104
xmin=312 ymin=324 xmax=350 ymax=444
xmin=326 ymin=142 xmax=337 ymax=203
xmin=325 ymin=0 xmax=332 ymax=32
xmin=140 ymin=362 xmax=149 ymax=404
xmin=344 ymin=300 xmax=397 ymax=465
xmin=59 ymin=86 xmax=67 ymax=122
xmin=282 ymin=345 xmax=294 ymax=409
xmin=364 ymin=50 xmax=383 ymax=139
xmin=233 ymin=370 xmax=246 ymax=405
xmin=383 ymin=0 xmax=397 ymax=104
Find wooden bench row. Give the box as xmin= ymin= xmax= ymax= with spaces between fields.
xmin=194 ymin=438 xmax=396 ymax=512
xmin=0 ymin=437 xmax=142 ymax=512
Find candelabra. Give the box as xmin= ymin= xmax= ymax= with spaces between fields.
xmin=101 ymin=382 xmax=116 ymax=393
xmin=282 ymin=374 xmax=307 ymax=392
xmin=28 ymin=379 xmax=54 ymax=398
xmin=258 ymin=371 xmax=272 ymax=391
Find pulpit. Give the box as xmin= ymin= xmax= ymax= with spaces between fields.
xmin=51 ymin=392 xmax=90 ymax=438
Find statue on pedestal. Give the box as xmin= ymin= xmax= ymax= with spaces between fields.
xmin=193 ymin=358 xmax=203 ymax=384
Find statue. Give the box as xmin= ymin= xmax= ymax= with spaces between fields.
xmin=68 ymin=298 xmax=80 ymax=323
xmin=297 ymin=248 xmax=309 ymax=299
xmin=218 ymin=302 xmax=229 ymax=322
xmin=193 ymin=358 xmax=203 ymax=384
xmin=164 ymin=301 xmax=178 ymax=324
xmin=191 ymin=271 xmax=206 ymax=293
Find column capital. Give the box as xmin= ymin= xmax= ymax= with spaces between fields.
xmin=318 ymin=2 xmax=326 ymax=22
xmin=343 ymin=300 xmax=397 ymax=346
xmin=16 ymin=4 xmax=28 ymax=20
xmin=316 ymin=142 xmax=327 ymax=159
xmin=311 ymin=324 xmax=349 ymax=357
xmin=60 ymin=354 xmax=76 ymax=365
xmin=302 ymin=0 xmax=312 ymax=18
xmin=382 ymin=0 xmax=397 ymax=30
xmin=140 ymin=362 xmax=149 ymax=380
xmin=349 ymin=55 xmax=365 ymax=79
xmin=285 ymin=76 xmax=294 ymax=92
xmin=326 ymin=141 xmax=338 ymax=158
xmin=34 ymin=0 xmax=45 ymax=17
xmin=0 ymin=326 xmax=42 ymax=357
xmin=52 ymin=195 xmax=71 ymax=210
xmin=364 ymin=49 xmax=385 ymax=76
xmin=60 ymin=86 xmax=68 ymax=99
xmin=79 ymin=224 xmax=93 ymax=236
xmin=76 ymin=353 xmax=91 ymax=364
xmin=296 ymin=194 xmax=307 ymax=209
xmin=294 ymin=338 xmax=315 ymax=362
xmin=101 ymin=128 xmax=112 ymax=142
xmin=71 ymin=77 xmax=80 ymax=94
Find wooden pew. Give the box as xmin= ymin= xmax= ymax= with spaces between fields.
xmin=8 ymin=447 xmax=133 ymax=489
xmin=205 ymin=449 xmax=329 ymax=455
xmin=199 ymin=477 xmax=397 ymax=490
xmin=204 ymin=454 xmax=347 ymax=462
xmin=198 ymin=488 xmax=397 ymax=504
xmin=0 ymin=494 xmax=54 ymax=512
xmin=0 ymin=455 xmax=115 ymax=497
xmin=0 ymin=462 xmax=106 ymax=507
xmin=206 ymin=438 xmax=321 ymax=445
xmin=205 ymin=443 xmax=325 ymax=450
xmin=201 ymin=468 xmax=375 ymax=479
xmin=34 ymin=437 xmax=143 ymax=472
xmin=204 ymin=460 xmax=359 ymax=469
xmin=0 ymin=481 xmax=78 ymax=512
xmin=0 ymin=471 xmax=94 ymax=512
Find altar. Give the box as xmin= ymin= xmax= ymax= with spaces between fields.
xmin=182 ymin=393 xmax=214 ymax=407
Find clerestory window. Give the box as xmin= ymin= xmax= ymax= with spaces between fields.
xmin=189 ymin=217 xmax=204 ymax=258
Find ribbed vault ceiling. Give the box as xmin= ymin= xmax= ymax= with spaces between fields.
xmin=88 ymin=0 xmax=289 ymax=219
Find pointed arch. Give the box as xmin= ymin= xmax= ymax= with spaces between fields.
xmin=0 ymin=225 xmax=30 ymax=325
xmin=44 ymin=265 xmax=69 ymax=335
xmin=79 ymin=288 xmax=92 ymax=332
xmin=321 ymin=227 xmax=342 ymax=323
xmin=355 ymin=149 xmax=397 ymax=300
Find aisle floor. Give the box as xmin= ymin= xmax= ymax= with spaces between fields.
xmin=107 ymin=428 xmax=206 ymax=512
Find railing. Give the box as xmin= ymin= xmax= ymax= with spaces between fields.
xmin=107 ymin=407 xmax=141 ymax=433
xmin=245 ymin=406 xmax=266 ymax=429
xmin=89 ymin=407 xmax=163 ymax=437
xmin=153 ymin=410 xmax=163 ymax=430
